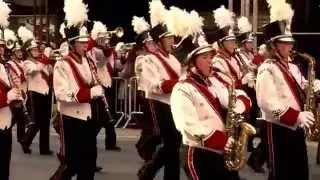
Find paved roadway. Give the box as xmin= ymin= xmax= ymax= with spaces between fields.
xmin=10 ymin=128 xmax=320 ymax=180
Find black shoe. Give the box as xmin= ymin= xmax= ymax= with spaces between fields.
xmin=247 ymin=157 xmax=265 ymax=174
xmin=95 ymin=166 xmax=103 ymax=172
xmin=105 ymin=146 xmax=121 ymax=151
xmin=20 ymin=142 xmax=32 ymax=154
xmin=40 ymin=150 xmax=53 ymax=155
xmin=137 ymin=165 xmax=154 ymax=180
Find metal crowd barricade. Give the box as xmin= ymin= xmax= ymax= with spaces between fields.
xmin=123 ymin=76 xmax=144 ymax=128
xmin=113 ymin=77 xmax=128 ymax=127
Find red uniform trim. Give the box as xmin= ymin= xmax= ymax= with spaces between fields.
xmin=64 ymin=54 xmax=92 ymax=103
xmin=161 ymin=79 xmax=178 ymax=94
xmin=187 ymin=147 xmax=199 ymax=180
xmin=279 ymin=107 xmax=299 ymax=126
xmin=203 ymin=130 xmax=228 ymax=151
xmin=0 ymin=78 xmax=10 ymax=108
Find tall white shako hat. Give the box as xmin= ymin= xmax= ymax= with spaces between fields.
xmin=236 ymin=16 xmax=255 ymax=43
xmin=60 ymin=0 xmax=90 ymax=43
xmin=166 ymin=6 xmax=214 ymax=64
xmin=148 ymin=0 xmax=173 ymax=41
xmin=0 ymin=0 xmax=12 ymax=46
xmin=209 ymin=5 xmax=236 ymax=46
xmin=132 ymin=16 xmax=153 ymax=45
xmin=263 ymin=0 xmax=294 ymax=43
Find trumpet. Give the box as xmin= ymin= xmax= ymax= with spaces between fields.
xmin=6 ymin=39 xmax=15 ymax=50
xmin=101 ymin=27 xmax=124 ymax=39
xmin=117 ymin=42 xmax=136 ymax=52
xmin=49 ymin=49 xmax=63 ymax=61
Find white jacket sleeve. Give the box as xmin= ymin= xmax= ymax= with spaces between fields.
xmin=141 ymin=55 xmax=164 ymax=94
xmin=23 ymin=60 xmax=42 ymax=75
xmin=170 ymin=83 xmax=212 ymax=137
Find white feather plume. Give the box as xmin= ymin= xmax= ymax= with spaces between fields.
xmin=91 ymin=21 xmax=107 ymax=40
xmin=4 ymin=28 xmax=16 ymax=42
xmin=64 ymin=0 xmax=89 ymax=27
xmin=166 ymin=6 xmax=189 ymax=37
xmin=149 ymin=0 xmax=168 ymax=27
xmin=0 ymin=0 xmax=11 ymax=28
xmin=132 ymin=16 xmax=150 ymax=34
xmin=237 ymin=17 xmax=252 ymax=33
xmin=59 ymin=23 xmax=66 ymax=38
xmin=187 ymin=10 xmax=204 ymax=36
xmin=17 ymin=26 xmax=34 ymax=43
xmin=213 ymin=5 xmax=235 ymax=29
xmin=267 ymin=0 xmax=294 ymax=23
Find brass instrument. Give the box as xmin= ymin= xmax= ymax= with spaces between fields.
xmin=292 ymin=50 xmax=320 ymax=141
xmin=6 ymin=39 xmax=15 ymax=50
xmin=212 ymin=67 xmax=256 ymax=170
xmin=101 ymin=27 xmax=124 ymax=39
xmin=49 ymin=49 xmax=63 ymax=61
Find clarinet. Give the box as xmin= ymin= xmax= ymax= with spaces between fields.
xmin=4 ymin=63 xmax=34 ymax=128
xmin=86 ymin=55 xmax=116 ymax=125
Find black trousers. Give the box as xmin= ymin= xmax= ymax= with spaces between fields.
xmin=94 ymin=87 xmax=117 ymax=148
xmin=266 ymin=123 xmax=309 ymax=180
xmin=59 ymin=115 xmax=97 ymax=180
xmin=181 ymin=145 xmax=240 ymax=180
xmin=142 ymin=100 xmax=181 ymax=180
xmin=23 ymin=91 xmax=51 ymax=152
xmin=10 ymin=104 xmax=26 ymax=142
xmin=136 ymin=91 xmax=161 ymax=161
xmin=0 ymin=129 xmax=12 ymax=180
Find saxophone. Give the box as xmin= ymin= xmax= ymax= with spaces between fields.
xmin=212 ymin=67 xmax=256 ymax=170
xmin=293 ymin=51 xmax=320 ymax=141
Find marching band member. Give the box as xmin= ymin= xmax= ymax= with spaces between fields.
xmin=0 ymin=2 xmax=23 ymax=179
xmin=18 ymin=26 xmax=53 ymax=155
xmin=87 ymin=21 xmax=120 ymax=152
xmin=256 ymin=1 xmax=320 ymax=179
xmin=52 ymin=0 xmax=102 ymax=178
xmin=132 ymin=16 xmax=161 ymax=161
xmin=169 ymin=10 xmax=251 ymax=179
xmin=5 ymin=29 xmax=28 ymax=143
xmin=211 ymin=6 xmax=255 ymax=89
xmin=136 ymin=1 xmax=182 ymax=179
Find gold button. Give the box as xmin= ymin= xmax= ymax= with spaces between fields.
xmin=76 ymin=110 xmax=80 ymax=114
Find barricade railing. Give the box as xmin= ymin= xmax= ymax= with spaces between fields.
xmin=112 ymin=77 xmax=128 ymax=128
xmin=123 ymin=76 xmax=143 ymax=128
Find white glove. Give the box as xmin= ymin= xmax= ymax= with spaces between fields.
xmin=233 ymin=99 xmax=246 ymax=114
xmin=7 ymin=89 xmax=22 ymax=104
xmin=241 ymin=72 xmax=255 ymax=86
xmin=44 ymin=47 xmax=52 ymax=58
xmin=225 ymin=137 xmax=235 ymax=151
xmin=115 ymin=42 xmax=124 ymax=52
xmin=313 ymin=79 xmax=320 ymax=93
xmin=90 ymin=85 xmax=104 ymax=99
xmin=298 ymin=111 xmax=315 ymax=128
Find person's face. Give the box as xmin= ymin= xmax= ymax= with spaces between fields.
xmin=74 ymin=41 xmax=88 ymax=56
xmin=222 ymin=39 xmax=236 ymax=54
xmin=159 ymin=36 xmax=174 ymax=53
xmin=14 ymin=49 xmax=23 ymax=59
xmin=144 ymin=41 xmax=157 ymax=52
xmin=275 ymin=41 xmax=293 ymax=59
xmin=30 ymin=47 xmax=40 ymax=58
xmin=194 ymin=51 xmax=215 ymax=77
xmin=243 ymin=41 xmax=254 ymax=52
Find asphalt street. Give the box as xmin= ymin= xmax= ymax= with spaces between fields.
xmin=9 ymin=128 xmax=320 ymax=180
